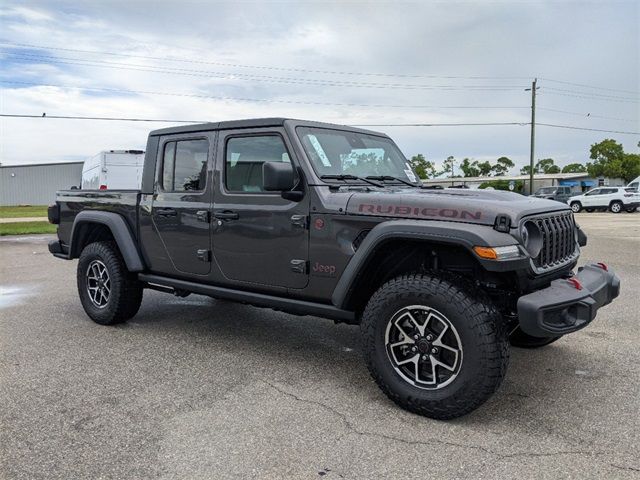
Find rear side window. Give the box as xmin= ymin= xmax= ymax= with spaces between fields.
xmin=225 ymin=135 xmax=292 ymax=192
xmin=162 ymin=139 xmax=209 ymax=191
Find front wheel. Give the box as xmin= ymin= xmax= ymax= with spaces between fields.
xmin=361 ymin=274 xmax=509 ymax=420
xmin=610 ymin=201 xmax=623 ymax=213
xmin=570 ymin=202 xmax=582 ymax=213
xmin=77 ymin=241 xmax=143 ymax=325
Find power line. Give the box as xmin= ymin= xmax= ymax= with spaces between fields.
xmin=3 ymin=114 xmax=637 ymax=135
xmin=543 ymin=87 xmax=639 ymax=102
xmin=540 ymin=77 xmax=638 ymax=95
xmin=0 ymin=41 xmax=533 ymax=80
xmin=350 ymin=122 xmax=528 ymax=127
xmin=537 ymin=107 xmax=638 ymax=123
xmin=540 ymin=90 xmax=640 ymax=104
xmin=0 ymin=114 xmax=525 ymax=127
xmin=0 ymin=80 xmax=530 ymax=110
xmin=0 ymin=114 xmax=205 ymax=123
xmin=2 ymin=52 xmax=528 ymax=91
xmin=536 ymin=123 xmax=640 ymax=135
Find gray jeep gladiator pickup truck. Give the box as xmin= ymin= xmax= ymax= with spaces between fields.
xmin=48 ymin=118 xmax=620 ymax=419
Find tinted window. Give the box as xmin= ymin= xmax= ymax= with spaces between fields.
xmin=225 ymin=136 xmax=291 ymax=192
xmin=162 ymin=139 xmax=208 ymax=191
xmin=585 ymin=189 xmax=601 ymax=196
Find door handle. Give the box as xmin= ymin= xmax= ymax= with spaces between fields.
xmin=214 ymin=211 xmax=239 ymax=220
xmin=156 ymin=208 xmax=177 ymax=217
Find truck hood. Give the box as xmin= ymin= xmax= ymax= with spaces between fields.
xmin=346 ymin=188 xmax=570 ymax=226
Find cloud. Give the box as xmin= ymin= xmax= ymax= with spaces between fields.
xmin=0 ymin=0 xmax=638 ymax=170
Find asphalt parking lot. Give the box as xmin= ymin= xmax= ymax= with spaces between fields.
xmin=1 ymin=212 xmax=638 ymax=479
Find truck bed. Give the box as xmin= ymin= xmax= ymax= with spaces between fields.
xmin=55 ymin=190 xmax=140 ymax=248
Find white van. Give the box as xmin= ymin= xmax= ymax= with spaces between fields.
xmin=81 ymin=150 xmax=145 ymax=190
xmin=627 ymin=176 xmax=640 ymax=192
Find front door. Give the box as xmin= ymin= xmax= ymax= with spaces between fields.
xmin=151 ymin=135 xmax=213 ymax=276
xmin=582 ymin=188 xmax=601 ymax=207
xmin=212 ymin=129 xmax=309 ymax=289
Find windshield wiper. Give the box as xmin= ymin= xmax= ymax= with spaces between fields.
xmin=320 ymin=174 xmax=383 ymax=188
xmin=365 ymin=175 xmax=418 ymax=187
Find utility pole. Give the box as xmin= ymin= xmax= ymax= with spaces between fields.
xmin=525 ymin=78 xmax=538 ymax=195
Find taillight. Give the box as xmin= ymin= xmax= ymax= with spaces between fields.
xmin=47 ymin=204 xmax=60 ymax=224
xmin=99 ymin=184 xmax=107 ymax=190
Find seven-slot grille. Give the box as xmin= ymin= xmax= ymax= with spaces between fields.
xmin=531 ymin=211 xmax=577 ymax=271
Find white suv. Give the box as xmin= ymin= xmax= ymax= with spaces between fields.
xmin=568 ymin=187 xmax=640 ymax=213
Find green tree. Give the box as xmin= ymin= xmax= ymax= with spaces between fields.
xmin=520 ymin=164 xmax=535 ymax=175
xmin=561 ymin=163 xmax=587 ymax=173
xmin=460 ymin=158 xmax=480 ymax=177
xmin=408 ymin=154 xmax=436 ymax=179
xmin=439 ymin=156 xmax=457 ymax=177
xmin=536 ymin=158 xmax=560 ymax=174
xmin=587 ymin=138 xmax=623 ymax=178
xmin=476 ymin=160 xmax=493 ymax=176
xmin=492 ymin=156 xmax=515 ymax=176
xmin=621 ymin=153 xmax=640 ymax=182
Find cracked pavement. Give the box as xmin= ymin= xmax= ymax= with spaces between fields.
xmin=1 ymin=213 xmax=638 ymax=479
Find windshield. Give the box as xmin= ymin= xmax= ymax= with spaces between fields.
xmin=296 ymin=127 xmax=418 ymax=183
xmin=535 ymin=187 xmax=557 ymax=195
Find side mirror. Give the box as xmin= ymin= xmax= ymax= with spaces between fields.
xmin=263 ymin=162 xmax=294 ymax=191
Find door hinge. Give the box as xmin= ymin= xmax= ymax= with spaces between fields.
xmin=290 ymin=259 xmax=308 ymax=274
xmin=291 ymin=214 xmax=308 ymax=229
xmin=196 ymin=210 xmax=210 ymax=223
xmin=197 ymin=249 xmax=211 ymax=262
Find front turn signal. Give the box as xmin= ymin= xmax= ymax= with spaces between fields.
xmin=473 ymin=245 xmax=521 ymax=260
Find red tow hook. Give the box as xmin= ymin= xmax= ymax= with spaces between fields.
xmin=597 ymin=262 xmax=608 ymax=271
xmin=567 ymin=277 xmax=583 ymax=290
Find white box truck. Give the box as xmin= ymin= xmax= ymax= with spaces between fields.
xmin=81 ymin=150 xmax=145 ymax=190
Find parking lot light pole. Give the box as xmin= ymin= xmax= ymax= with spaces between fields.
xmin=525 ymin=78 xmax=538 ymax=195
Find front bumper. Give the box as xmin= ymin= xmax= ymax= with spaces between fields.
xmin=517 ymin=264 xmax=620 ymax=337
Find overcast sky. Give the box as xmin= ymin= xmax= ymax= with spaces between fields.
xmin=0 ymin=0 xmax=638 ymax=173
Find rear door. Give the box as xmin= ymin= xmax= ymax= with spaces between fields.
xmin=211 ymin=128 xmax=309 ymax=289
xmin=150 ymin=134 xmax=214 ymax=276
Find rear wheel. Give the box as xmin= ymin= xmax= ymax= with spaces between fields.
xmin=361 ymin=274 xmax=509 ymax=420
xmin=570 ymin=202 xmax=582 ymax=213
xmin=77 ymin=241 xmax=143 ymax=325
xmin=509 ymin=327 xmax=561 ymax=348
xmin=610 ymin=201 xmax=623 ymax=213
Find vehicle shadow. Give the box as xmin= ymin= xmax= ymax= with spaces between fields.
xmin=129 ymin=293 xmax=603 ymax=432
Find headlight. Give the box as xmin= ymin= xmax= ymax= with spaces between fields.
xmin=520 ymin=220 xmax=543 ymax=258
xmin=473 ymin=245 xmax=522 ymax=260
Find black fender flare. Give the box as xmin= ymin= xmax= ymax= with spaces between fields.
xmin=69 ymin=211 xmax=145 ymax=272
xmin=331 ymin=219 xmax=526 ymax=309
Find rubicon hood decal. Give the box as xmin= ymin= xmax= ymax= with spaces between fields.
xmin=346 ymin=188 xmax=570 ymax=226
xmin=356 ymin=203 xmax=482 ymax=221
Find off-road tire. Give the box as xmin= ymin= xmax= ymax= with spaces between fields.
xmin=509 ymin=327 xmax=561 ymax=348
xmin=570 ymin=202 xmax=582 ymax=213
xmin=361 ymin=274 xmax=509 ymax=420
xmin=77 ymin=241 xmax=143 ymax=325
xmin=610 ymin=201 xmax=623 ymax=214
